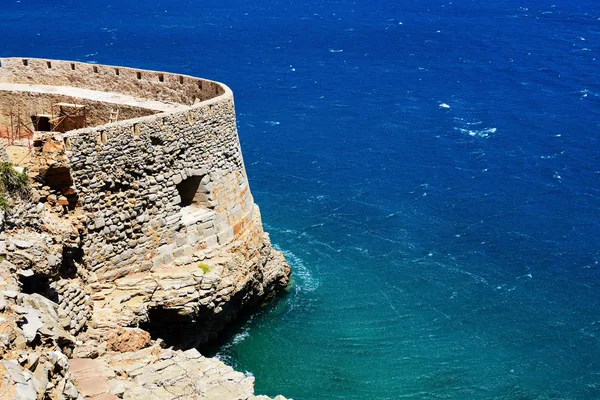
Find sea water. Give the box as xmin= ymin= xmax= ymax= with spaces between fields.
xmin=2 ymin=0 xmax=600 ymax=398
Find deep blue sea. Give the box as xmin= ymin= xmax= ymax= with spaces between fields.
xmin=3 ymin=0 xmax=600 ymax=398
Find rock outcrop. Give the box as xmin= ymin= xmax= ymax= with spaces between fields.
xmin=68 ymin=345 xmax=287 ymax=400
xmin=0 ymin=253 xmax=289 ymax=399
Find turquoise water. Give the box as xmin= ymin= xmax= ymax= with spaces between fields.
xmin=2 ymin=0 xmax=600 ymax=398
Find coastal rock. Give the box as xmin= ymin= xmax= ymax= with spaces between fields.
xmin=91 ymin=211 xmax=290 ymax=348
xmin=68 ymin=344 xmax=288 ymax=400
xmin=107 ymin=327 xmax=151 ymax=353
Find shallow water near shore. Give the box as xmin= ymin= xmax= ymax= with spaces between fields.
xmin=2 ymin=0 xmax=600 ymax=398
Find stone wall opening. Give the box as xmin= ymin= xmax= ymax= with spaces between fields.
xmin=176 ymin=176 xmax=209 ymax=208
xmin=19 ymin=274 xmax=59 ymax=302
xmin=35 ymin=158 xmax=79 ymax=209
xmin=176 ymin=173 xmax=214 ymax=228
xmin=31 ymin=115 xmax=51 ymax=131
xmin=44 ymin=165 xmax=73 ymax=189
xmin=150 ymin=135 xmax=164 ymax=146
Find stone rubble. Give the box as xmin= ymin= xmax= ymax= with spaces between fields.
xmin=0 ymin=259 xmax=79 ymax=400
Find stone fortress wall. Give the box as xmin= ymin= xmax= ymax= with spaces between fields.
xmin=0 ymin=57 xmax=259 ymax=283
xmin=0 ymin=90 xmax=158 ymax=130
xmin=0 ymin=57 xmax=224 ymax=104
xmin=0 ymin=58 xmax=291 ymax=399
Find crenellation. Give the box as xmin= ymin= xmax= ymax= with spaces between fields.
xmin=0 ymin=58 xmax=223 ymax=106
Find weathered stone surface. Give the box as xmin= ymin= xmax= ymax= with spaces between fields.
xmin=6 ymin=232 xmax=67 ymax=278
xmin=107 ymin=327 xmax=151 ymax=353
xmin=0 ymin=261 xmax=82 ymax=399
xmin=68 ymin=343 xmax=287 ymax=400
xmin=69 ymin=358 xmax=113 ymax=397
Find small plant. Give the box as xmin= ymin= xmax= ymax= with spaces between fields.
xmin=0 ymin=195 xmax=9 ymax=211
xmin=0 ymin=162 xmax=28 ymax=190
xmin=198 ymin=263 xmax=211 ymax=274
xmin=0 ymin=162 xmax=31 ymax=203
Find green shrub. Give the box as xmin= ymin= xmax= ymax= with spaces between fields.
xmin=0 ymin=196 xmax=9 ymax=211
xmin=198 ymin=263 xmax=211 ymax=274
xmin=0 ymin=162 xmax=30 ymax=203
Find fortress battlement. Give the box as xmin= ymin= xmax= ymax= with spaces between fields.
xmin=1 ymin=58 xmax=272 ymax=284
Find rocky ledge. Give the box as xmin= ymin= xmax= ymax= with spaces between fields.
xmin=0 ymin=261 xmax=287 ymax=399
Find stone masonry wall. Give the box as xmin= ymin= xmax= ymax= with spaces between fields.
xmin=0 ymin=90 xmax=158 ymax=130
xmin=0 ymin=58 xmax=259 ymax=284
xmin=0 ymin=58 xmax=224 ymax=106
xmin=67 ymin=96 xmax=256 ymax=282
xmin=51 ymin=279 xmax=92 ymax=335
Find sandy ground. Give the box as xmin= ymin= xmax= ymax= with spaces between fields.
xmin=0 ymin=83 xmax=187 ymax=112
xmin=3 ymin=139 xmax=32 ymax=166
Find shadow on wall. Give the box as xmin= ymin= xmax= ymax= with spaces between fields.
xmin=176 ymin=174 xmax=212 ymax=209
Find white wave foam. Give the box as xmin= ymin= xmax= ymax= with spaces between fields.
xmin=214 ymin=323 xmax=254 ymax=361
xmin=439 ymin=103 xmax=450 ymax=109
xmin=454 ymin=117 xmax=482 ymax=126
xmin=516 ymin=273 xmax=533 ymax=280
xmin=329 ymin=49 xmax=343 ymax=53
xmin=448 ymin=266 xmax=489 ymax=285
xmin=455 ymin=126 xmax=496 ymax=138
xmin=263 ymin=120 xmax=281 ymax=126
xmin=231 ymin=330 xmax=250 ymax=345
xmin=303 ymin=223 xmax=325 ymax=230
xmin=275 ymin=247 xmax=320 ymax=292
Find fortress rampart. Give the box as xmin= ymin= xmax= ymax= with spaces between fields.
xmin=0 ymin=57 xmax=224 ymax=104
xmin=0 ymin=59 xmax=290 ymax=399
xmin=1 ymin=58 xmax=260 ymax=283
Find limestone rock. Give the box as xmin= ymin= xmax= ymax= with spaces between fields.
xmin=67 ymin=344 xmax=289 ymax=400
xmin=7 ymin=234 xmax=64 ymax=278
xmin=107 ymin=327 xmax=151 ymax=353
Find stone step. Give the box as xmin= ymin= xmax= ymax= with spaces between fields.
xmin=178 ymin=207 xmax=215 ymax=227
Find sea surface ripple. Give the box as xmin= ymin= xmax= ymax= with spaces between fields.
xmin=2 ymin=0 xmax=600 ymax=398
